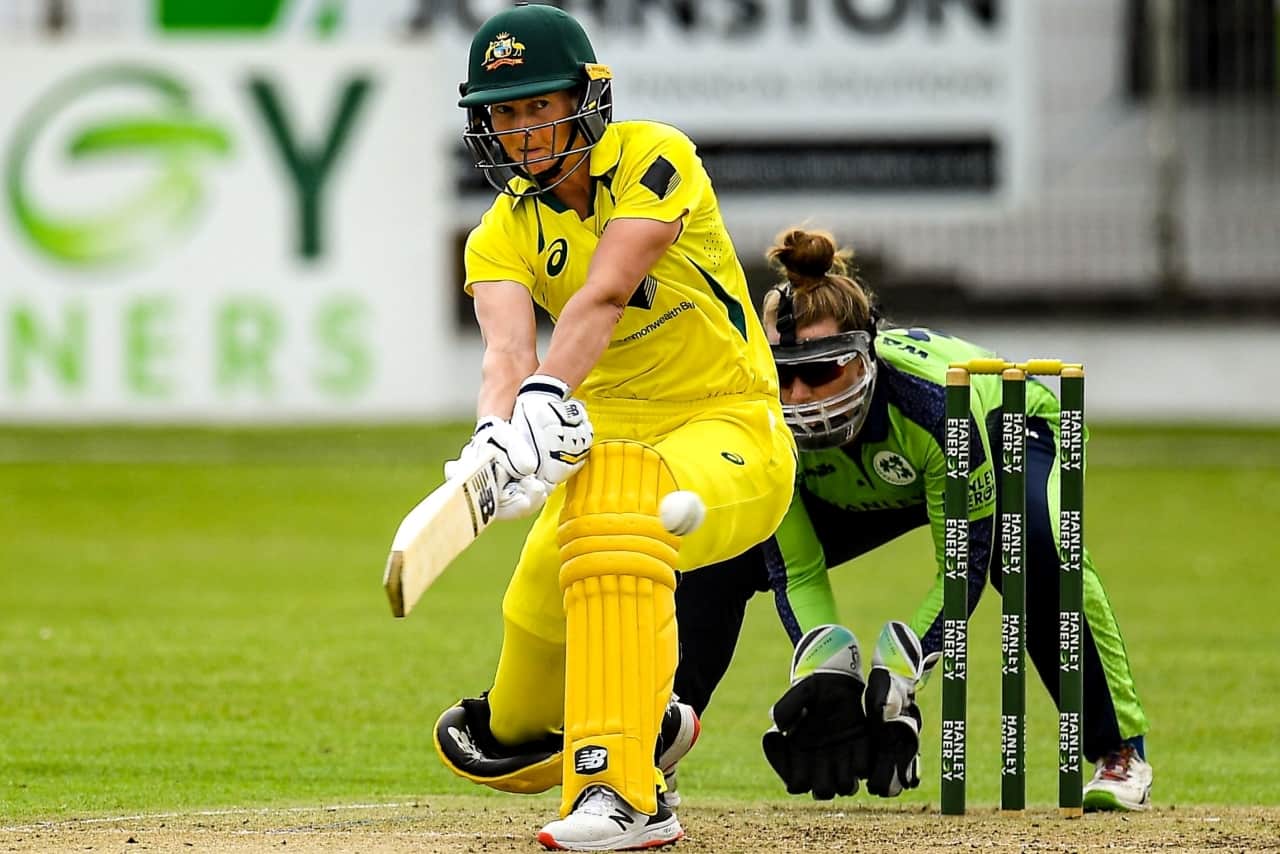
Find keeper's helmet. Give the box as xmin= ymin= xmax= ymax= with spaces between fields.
xmin=768 ymin=284 xmax=879 ymax=450
xmin=458 ymin=3 xmax=613 ymax=196
xmin=772 ymin=329 xmax=877 ymax=450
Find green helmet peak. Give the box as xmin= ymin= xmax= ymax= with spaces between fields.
xmin=459 ymin=4 xmax=598 ymax=108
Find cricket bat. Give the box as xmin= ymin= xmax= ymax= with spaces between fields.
xmin=383 ymin=447 xmax=501 ymax=618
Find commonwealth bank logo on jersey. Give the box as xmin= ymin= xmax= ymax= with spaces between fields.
xmin=483 ymin=33 xmax=526 ymax=71
xmin=5 ymin=65 xmax=231 ymax=269
xmin=873 ymin=451 xmax=917 ymax=486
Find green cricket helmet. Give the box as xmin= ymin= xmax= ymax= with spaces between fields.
xmin=458 ymin=3 xmax=613 ymax=196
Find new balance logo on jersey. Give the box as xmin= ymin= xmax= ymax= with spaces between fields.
xmin=574 ymin=745 xmax=608 ymax=774
xmin=628 ymin=274 xmax=658 ymax=309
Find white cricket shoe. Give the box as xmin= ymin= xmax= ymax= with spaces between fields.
xmin=1083 ymin=744 xmax=1153 ymax=811
xmin=657 ymin=699 xmax=700 ymax=809
xmin=537 ymin=785 xmax=683 ymax=851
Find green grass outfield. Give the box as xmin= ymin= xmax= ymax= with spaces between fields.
xmin=2 ymin=424 xmax=1277 ymax=822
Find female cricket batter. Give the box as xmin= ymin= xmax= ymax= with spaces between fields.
xmin=430 ymin=5 xmax=795 ymax=850
xmin=671 ymin=227 xmax=1152 ymax=812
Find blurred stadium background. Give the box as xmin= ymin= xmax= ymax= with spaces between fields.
xmin=3 ymin=0 xmax=1278 ymax=422
xmin=4 ymin=0 xmax=1280 ymax=832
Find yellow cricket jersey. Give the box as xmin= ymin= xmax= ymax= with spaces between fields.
xmin=464 ymin=120 xmax=778 ymax=407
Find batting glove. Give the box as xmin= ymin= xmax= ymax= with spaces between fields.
xmin=510 ymin=375 xmax=593 ymax=485
xmin=863 ymin=620 xmax=941 ymax=798
xmin=494 ymin=475 xmax=552 ymax=521
xmin=444 ymin=416 xmax=537 ymax=486
xmin=762 ymin=625 xmax=871 ymax=800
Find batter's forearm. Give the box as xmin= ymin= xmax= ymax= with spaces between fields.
xmin=538 ymin=291 xmax=625 ymax=391
xmin=477 ymin=347 xmax=536 ymax=418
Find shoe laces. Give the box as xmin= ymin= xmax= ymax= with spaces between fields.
xmin=576 ymin=786 xmax=624 ymax=818
xmin=1099 ymin=745 xmax=1137 ymax=781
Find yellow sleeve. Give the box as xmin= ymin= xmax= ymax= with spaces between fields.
xmin=610 ymin=127 xmax=707 ymax=225
xmin=463 ymin=203 xmax=534 ymax=295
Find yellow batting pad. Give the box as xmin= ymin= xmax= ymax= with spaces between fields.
xmin=557 ymin=441 xmax=681 ymax=817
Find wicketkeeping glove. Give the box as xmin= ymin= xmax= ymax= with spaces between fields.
xmin=510 ymin=374 xmax=593 ymax=485
xmin=863 ymin=620 xmax=941 ymax=798
xmin=761 ymin=625 xmax=871 ymax=800
xmin=444 ymin=416 xmax=537 ymax=485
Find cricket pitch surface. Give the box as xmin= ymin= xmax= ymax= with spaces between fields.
xmin=4 ymin=800 xmax=1277 ymax=853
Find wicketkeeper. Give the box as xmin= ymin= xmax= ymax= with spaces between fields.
xmin=430 ymin=6 xmax=796 ymax=850
xmin=670 ymin=226 xmax=1153 ymax=812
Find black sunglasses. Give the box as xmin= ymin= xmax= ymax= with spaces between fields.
xmin=777 ymin=355 xmax=855 ymax=388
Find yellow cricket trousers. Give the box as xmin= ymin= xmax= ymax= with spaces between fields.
xmin=486 ymin=393 xmax=796 ymax=745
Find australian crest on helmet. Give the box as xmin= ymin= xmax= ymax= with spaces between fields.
xmin=483 ymin=33 xmax=525 ymax=71
xmin=458 ymin=3 xmax=614 ymax=196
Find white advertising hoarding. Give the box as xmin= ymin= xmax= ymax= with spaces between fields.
xmin=441 ymin=1 xmax=1036 ymax=220
xmin=1 ymin=3 xmax=1037 ymax=424
xmin=0 ymin=43 xmax=463 ymax=421
xmin=7 ymin=1 xmax=1035 ymax=214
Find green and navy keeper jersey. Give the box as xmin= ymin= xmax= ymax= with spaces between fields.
xmin=768 ymin=327 xmax=1076 ymax=654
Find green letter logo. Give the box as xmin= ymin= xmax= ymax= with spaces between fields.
xmin=248 ymin=75 xmax=373 ymax=261
xmin=5 ymin=65 xmax=231 ymax=268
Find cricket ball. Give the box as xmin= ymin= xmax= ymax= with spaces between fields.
xmin=660 ymin=490 xmax=706 ymax=536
